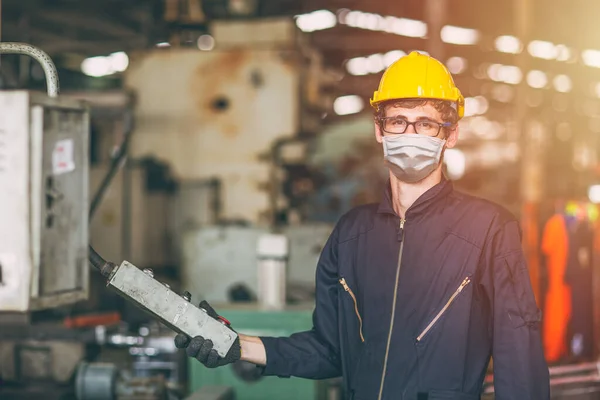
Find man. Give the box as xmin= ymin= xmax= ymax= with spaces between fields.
xmin=175 ymin=51 xmax=550 ymax=399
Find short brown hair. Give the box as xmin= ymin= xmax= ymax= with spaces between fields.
xmin=374 ymin=98 xmax=459 ymax=125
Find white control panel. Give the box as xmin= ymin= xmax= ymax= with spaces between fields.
xmin=0 ymin=91 xmax=89 ymax=311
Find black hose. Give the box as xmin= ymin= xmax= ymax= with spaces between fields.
xmin=88 ymin=109 xmax=133 ymax=276
xmin=89 ymin=111 xmax=134 ymax=219
xmin=89 ymin=244 xmax=116 ymax=277
xmin=88 ymin=244 xmax=106 ymax=269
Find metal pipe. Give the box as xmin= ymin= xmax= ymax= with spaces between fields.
xmin=0 ymin=42 xmax=59 ymax=97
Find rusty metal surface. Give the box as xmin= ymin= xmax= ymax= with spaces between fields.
xmin=107 ymin=261 xmax=238 ymax=357
xmin=124 ymin=41 xmax=306 ymax=224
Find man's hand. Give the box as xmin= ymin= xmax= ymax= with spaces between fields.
xmin=174 ymin=300 xmax=241 ymax=368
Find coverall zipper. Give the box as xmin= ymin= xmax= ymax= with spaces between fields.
xmin=416 ymin=276 xmax=472 ymax=342
xmin=378 ymin=218 xmax=405 ymax=400
xmin=339 ymin=278 xmax=365 ymax=342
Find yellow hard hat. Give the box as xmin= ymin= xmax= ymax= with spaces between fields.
xmin=370 ymin=51 xmax=465 ymax=119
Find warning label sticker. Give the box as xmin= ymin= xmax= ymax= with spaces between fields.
xmin=52 ymin=139 xmax=76 ymax=175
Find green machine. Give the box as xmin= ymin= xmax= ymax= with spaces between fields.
xmin=188 ymin=304 xmax=339 ymax=400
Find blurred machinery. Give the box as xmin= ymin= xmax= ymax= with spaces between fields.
xmin=0 ymin=43 xmax=240 ymax=400
xmin=0 ymin=58 xmax=90 ymax=312
xmin=123 ymin=17 xmax=335 ymax=227
xmin=74 ymin=323 xmax=184 ymax=400
xmin=188 ymin=305 xmax=342 ymax=400
xmin=181 ymin=223 xmax=332 ymax=304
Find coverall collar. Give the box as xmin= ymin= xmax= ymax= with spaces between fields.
xmin=377 ymin=175 xmax=453 ymax=218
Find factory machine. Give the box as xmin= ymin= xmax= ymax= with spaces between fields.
xmin=0 ymin=16 xmax=340 ymax=400
xmin=0 ymin=43 xmax=243 ymax=400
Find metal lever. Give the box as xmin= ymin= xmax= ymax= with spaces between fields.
xmin=0 ymin=42 xmax=60 ymax=97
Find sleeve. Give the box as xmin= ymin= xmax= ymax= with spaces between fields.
xmin=259 ymin=224 xmax=342 ymax=380
xmin=481 ymin=220 xmax=550 ymax=400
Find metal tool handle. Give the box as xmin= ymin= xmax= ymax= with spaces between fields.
xmin=0 ymin=42 xmax=60 ymax=97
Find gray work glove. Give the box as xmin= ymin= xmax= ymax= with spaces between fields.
xmin=174 ymin=300 xmax=241 ymax=368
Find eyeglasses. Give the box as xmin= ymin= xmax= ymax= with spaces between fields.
xmin=379 ymin=116 xmax=453 ymax=137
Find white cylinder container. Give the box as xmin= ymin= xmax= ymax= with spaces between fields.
xmin=256 ymin=234 xmax=289 ymax=310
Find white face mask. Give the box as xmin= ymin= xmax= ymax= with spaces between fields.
xmin=382 ymin=134 xmax=446 ymax=183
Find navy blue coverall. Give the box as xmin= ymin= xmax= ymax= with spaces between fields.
xmin=260 ymin=179 xmax=550 ymax=399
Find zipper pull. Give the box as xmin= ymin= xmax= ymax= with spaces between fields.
xmin=397 ymin=219 xmax=406 ymax=242
xmin=457 ymin=276 xmax=471 ymax=292
xmin=340 ymin=278 xmax=350 ymax=291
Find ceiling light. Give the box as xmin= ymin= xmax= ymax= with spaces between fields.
xmin=389 ymin=17 xmax=427 ymax=38
xmin=440 ymin=25 xmax=480 ymax=45
xmin=295 ymin=9 xmax=337 ymax=32
xmin=588 ymin=185 xmax=600 ymax=204
xmin=487 ymin=64 xmax=501 ymax=81
xmin=487 ymin=64 xmax=522 ymax=84
xmin=333 ymin=95 xmax=364 ymax=115
xmin=527 ymin=70 xmax=548 ymax=89
xmin=464 ymin=97 xmax=479 ymax=117
xmin=444 ymin=148 xmax=466 ymax=180
xmin=364 ymin=13 xmax=382 ymax=31
xmin=365 ymin=54 xmax=385 ymax=74
xmin=475 ymin=96 xmax=489 ymax=114
xmin=582 ymin=49 xmax=600 ymax=68
xmin=336 ymin=8 xmax=350 ymax=24
xmin=464 ymin=96 xmax=489 ymax=117
xmin=499 ymin=65 xmax=522 ymax=85
xmin=108 ymin=52 xmax=129 ymax=72
xmin=555 ymin=45 xmax=572 ymax=62
xmin=446 ymin=56 xmax=467 ymax=74
xmin=81 ymin=57 xmax=113 ymax=77
xmin=346 ymin=57 xmax=369 ymax=76
xmin=553 ymin=74 xmax=572 ymax=93
xmin=81 ymin=52 xmax=129 ymax=77
xmin=528 ymin=40 xmax=558 ymax=60
xmin=495 ymin=35 xmax=522 ymax=54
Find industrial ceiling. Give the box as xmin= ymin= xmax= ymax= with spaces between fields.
xmin=3 ymin=0 xmax=600 ymax=112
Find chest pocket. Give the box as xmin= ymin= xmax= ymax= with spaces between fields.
xmin=339 ymin=277 xmax=365 ymax=342
xmin=416 ymin=276 xmax=472 ymax=342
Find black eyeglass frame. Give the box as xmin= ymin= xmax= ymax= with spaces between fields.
xmin=378 ymin=116 xmax=454 ymax=137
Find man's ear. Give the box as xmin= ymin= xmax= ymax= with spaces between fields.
xmin=445 ymin=124 xmax=460 ymax=149
xmin=375 ymin=120 xmax=384 ymax=144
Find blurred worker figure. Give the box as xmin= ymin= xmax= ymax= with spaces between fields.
xmin=175 ymin=52 xmax=550 ymax=399
xmin=541 ymin=201 xmax=571 ymax=363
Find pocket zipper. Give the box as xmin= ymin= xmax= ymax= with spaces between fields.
xmin=339 ymin=278 xmax=365 ymax=342
xmin=416 ymin=276 xmax=471 ymax=342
